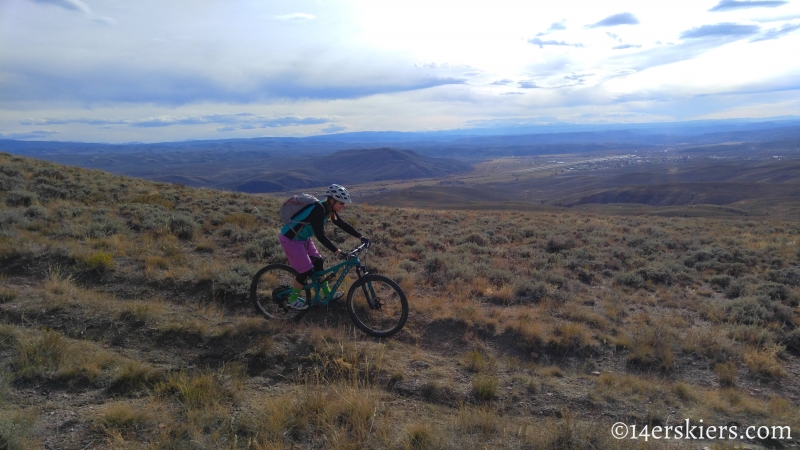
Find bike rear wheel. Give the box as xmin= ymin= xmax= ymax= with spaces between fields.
xmin=251 ymin=264 xmax=309 ymax=321
xmin=347 ymin=274 xmax=408 ymax=337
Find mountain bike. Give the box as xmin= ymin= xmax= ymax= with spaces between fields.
xmin=250 ymin=241 xmax=409 ymax=337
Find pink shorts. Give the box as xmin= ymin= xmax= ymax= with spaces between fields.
xmin=279 ymin=235 xmax=322 ymax=273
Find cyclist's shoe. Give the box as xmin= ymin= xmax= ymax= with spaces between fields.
xmin=287 ymin=298 xmax=308 ymax=310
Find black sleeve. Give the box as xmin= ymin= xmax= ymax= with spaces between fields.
xmin=307 ymin=204 xmax=339 ymax=253
xmin=331 ymin=213 xmax=362 ymax=239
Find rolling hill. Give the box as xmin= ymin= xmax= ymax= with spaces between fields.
xmin=227 ymin=147 xmax=473 ymax=193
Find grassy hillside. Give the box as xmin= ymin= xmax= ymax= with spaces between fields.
xmin=1 ymin=153 xmax=800 ymax=449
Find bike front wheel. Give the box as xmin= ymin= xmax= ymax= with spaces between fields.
xmin=347 ymin=274 xmax=409 ymax=337
xmin=251 ymin=264 xmax=308 ymax=321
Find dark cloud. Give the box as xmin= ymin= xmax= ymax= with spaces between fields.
xmin=587 ymin=12 xmax=640 ymax=28
xmin=613 ymin=44 xmax=642 ymax=49
xmin=527 ymin=38 xmax=585 ymax=48
xmin=750 ymin=23 xmax=800 ymax=41
xmin=518 ymin=81 xmax=542 ymax=89
xmin=709 ymin=0 xmax=788 ymax=11
xmin=680 ymin=22 xmax=761 ymax=39
xmin=536 ymin=21 xmax=567 ymax=36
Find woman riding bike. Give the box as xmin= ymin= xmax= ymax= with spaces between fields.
xmin=279 ymin=184 xmax=368 ymax=310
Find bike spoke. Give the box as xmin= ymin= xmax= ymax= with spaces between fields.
xmin=251 ymin=264 xmax=307 ymax=321
xmin=347 ymin=275 xmax=408 ymax=337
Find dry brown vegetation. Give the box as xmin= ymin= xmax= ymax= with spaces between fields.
xmin=1 ymin=152 xmax=800 ymax=449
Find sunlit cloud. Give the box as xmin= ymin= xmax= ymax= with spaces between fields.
xmin=527 ymin=38 xmax=585 ymax=49
xmin=750 ymin=22 xmax=800 ymax=40
xmin=679 ymin=23 xmax=761 ymax=39
xmin=709 ymin=0 xmax=788 ymax=12
xmin=274 ymin=13 xmax=316 ymax=21
xmin=586 ymin=12 xmax=640 ymax=28
xmin=536 ymin=20 xmax=567 ymax=36
xmin=613 ymin=44 xmax=642 ymax=49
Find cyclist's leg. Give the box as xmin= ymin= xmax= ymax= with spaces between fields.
xmin=279 ymin=235 xmax=315 ymax=307
xmin=307 ymin=241 xmax=340 ymax=299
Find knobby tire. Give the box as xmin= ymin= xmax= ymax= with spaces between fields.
xmin=251 ymin=264 xmax=308 ymax=321
xmin=347 ymin=274 xmax=408 ymax=337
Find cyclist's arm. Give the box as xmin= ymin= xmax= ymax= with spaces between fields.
xmin=331 ymin=214 xmax=362 ymax=239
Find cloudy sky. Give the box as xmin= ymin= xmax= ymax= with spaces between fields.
xmin=1 ymin=0 xmax=799 ymax=143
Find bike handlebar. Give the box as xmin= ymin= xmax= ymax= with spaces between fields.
xmin=341 ymin=239 xmax=371 ymax=260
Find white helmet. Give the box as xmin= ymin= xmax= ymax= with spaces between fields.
xmin=325 ymin=184 xmax=352 ymax=204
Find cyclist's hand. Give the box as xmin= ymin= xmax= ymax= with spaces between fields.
xmin=360 ymin=236 xmax=371 ymax=248
xmin=339 ymin=251 xmax=351 ymax=261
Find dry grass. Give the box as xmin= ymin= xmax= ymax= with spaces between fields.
xmin=2 ymin=153 xmax=800 ymax=448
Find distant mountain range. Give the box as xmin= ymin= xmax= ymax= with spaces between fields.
xmin=2 ymin=118 xmax=799 ymax=193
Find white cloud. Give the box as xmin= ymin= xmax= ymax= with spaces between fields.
xmin=274 ymin=13 xmax=315 ymax=21
xmin=0 ymin=0 xmax=798 ymax=142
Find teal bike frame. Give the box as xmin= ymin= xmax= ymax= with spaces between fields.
xmin=299 ymin=244 xmax=371 ymax=307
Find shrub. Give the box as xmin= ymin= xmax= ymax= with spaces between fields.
xmin=767 ymin=269 xmax=800 ymax=287
xmin=545 ymin=235 xmax=575 ymax=253
xmin=0 ymin=288 xmax=17 ymax=303
xmin=130 ymin=193 xmax=173 ymax=209
xmin=743 ymin=344 xmax=786 ymax=378
xmin=87 ymin=217 xmax=124 ymax=238
xmin=781 ymin=328 xmax=800 ymax=354
xmin=0 ymin=172 xmax=25 ymax=191
xmin=5 ymin=190 xmax=37 ymax=207
xmin=222 ymin=212 xmax=257 ymax=228
xmin=636 ymin=264 xmax=675 ymax=285
xmin=243 ymin=235 xmax=280 ymax=261
xmin=0 ymin=210 xmax=27 ymax=228
xmin=84 ymin=252 xmax=115 ymax=273
xmin=724 ymin=281 xmax=747 ymax=299
xmin=22 ymin=205 xmax=46 ymax=220
xmin=514 ymin=280 xmax=547 ymax=303
xmin=471 ymin=374 xmax=498 ymax=402
xmin=710 ymin=274 xmax=732 ymax=289
xmin=464 ymin=349 xmax=488 ymax=373
xmin=0 ymin=409 xmax=38 ymax=450
xmin=614 ymin=272 xmax=645 ymax=289
xmin=714 ymin=362 xmax=737 ymax=387
xmin=755 ymin=283 xmax=792 ymax=303
xmin=213 ymin=262 xmax=254 ymax=299
xmin=723 ymin=296 xmax=793 ymax=326
xmin=34 ymin=183 xmax=68 ymax=201
xmin=169 ymin=214 xmax=199 ymax=240
xmin=404 ymin=423 xmax=438 ymax=450
xmin=110 ymin=360 xmax=163 ymax=394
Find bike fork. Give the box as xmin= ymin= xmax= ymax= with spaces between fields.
xmin=355 ymin=265 xmax=379 ymax=310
